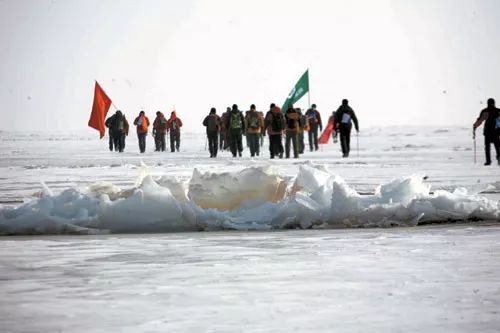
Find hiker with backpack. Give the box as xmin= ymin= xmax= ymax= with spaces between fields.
xmin=328 ymin=111 xmax=338 ymax=143
xmin=285 ymin=104 xmax=300 ymax=159
xmin=110 ymin=110 xmax=129 ymax=153
xmin=265 ymin=104 xmax=285 ymax=159
xmin=133 ymin=111 xmax=150 ymax=153
xmin=219 ymin=107 xmax=230 ymax=151
xmin=105 ymin=113 xmax=117 ymax=151
xmin=245 ymin=104 xmax=265 ymax=157
xmin=167 ymin=111 xmax=183 ymax=152
xmin=225 ymin=104 xmax=246 ymax=157
xmin=334 ymin=99 xmax=359 ymax=158
xmin=473 ymin=98 xmax=500 ymax=165
xmin=203 ymin=107 xmax=221 ymax=158
xmin=297 ymin=108 xmax=306 ymax=154
xmin=152 ymin=111 xmax=168 ymax=152
xmin=259 ymin=111 xmax=266 ymax=147
xmin=305 ymin=104 xmax=323 ymax=151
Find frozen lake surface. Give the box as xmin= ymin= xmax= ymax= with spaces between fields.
xmin=1 ymin=226 xmax=500 ymax=332
xmin=0 ymin=127 xmax=499 ymax=331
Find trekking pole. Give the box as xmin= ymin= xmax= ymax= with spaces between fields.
xmin=473 ymin=130 xmax=477 ymax=164
xmin=356 ymin=131 xmax=359 ymax=157
xmin=205 ymin=137 xmax=208 ymax=151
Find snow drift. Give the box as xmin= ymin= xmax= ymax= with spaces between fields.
xmin=0 ymin=165 xmax=499 ymax=235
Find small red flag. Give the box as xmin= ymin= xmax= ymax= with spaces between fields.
xmin=88 ymin=81 xmax=112 ymax=138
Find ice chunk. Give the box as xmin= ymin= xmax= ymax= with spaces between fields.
xmin=188 ymin=167 xmax=286 ymax=210
xmin=100 ymin=175 xmax=199 ymax=233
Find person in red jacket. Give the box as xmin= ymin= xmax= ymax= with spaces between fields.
xmin=153 ymin=111 xmax=168 ymax=152
xmin=167 ymin=111 xmax=183 ymax=152
xmin=133 ymin=111 xmax=150 ymax=153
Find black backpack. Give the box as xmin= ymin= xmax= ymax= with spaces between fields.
xmin=207 ymin=115 xmax=218 ymax=132
xmin=271 ymin=113 xmax=283 ymax=132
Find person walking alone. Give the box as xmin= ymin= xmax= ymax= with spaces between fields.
xmin=203 ymin=107 xmax=221 ymax=158
xmin=334 ymin=99 xmax=359 ymax=158
xmin=133 ymin=111 xmax=150 ymax=153
xmin=167 ymin=111 xmax=183 ymax=152
xmin=473 ymin=98 xmax=500 ymax=165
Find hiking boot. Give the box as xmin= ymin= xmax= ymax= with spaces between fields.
xmin=238 ymin=152 xmax=242 ymax=157
xmin=484 ymin=161 xmax=491 ymax=166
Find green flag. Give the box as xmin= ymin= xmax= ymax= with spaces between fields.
xmin=281 ymin=69 xmax=309 ymax=112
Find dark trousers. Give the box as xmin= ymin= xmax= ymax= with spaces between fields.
xmin=137 ymin=133 xmax=146 ymax=153
xmin=339 ymin=125 xmax=351 ymax=157
xmin=154 ymin=133 xmax=166 ymax=151
xmin=207 ymin=131 xmax=218 ymax=157
xmin=484 ymin=133 xmax=500 ymax=164
xmin=229 ymin=129 xmax=243 ymax=157
xmin=114 ymin=132 xmax=126 ymax=152
xmin=219 ymin=130 xmax=226 ymax=150
xmin=269 ymin=134 xmax=283 ymax=158
xmin=108 ymin=134 xmax=114 ymax=151
xmin=308 ymin=127 xmax=319 ymax=151
xmin=285 ymin=131 xmax=299 ymax=158
xmin=298 ymin=131 xmax=305 ymax=154
xmin=170 ymin=130 xmax=180 ymax=152
xmin=248 ymin=133 xmax=260 ymax=157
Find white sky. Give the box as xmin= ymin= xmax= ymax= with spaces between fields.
xmin=0 ymin=0 xmax=499 ymax=132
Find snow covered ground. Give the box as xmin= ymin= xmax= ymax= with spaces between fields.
xmin=0 ymin=126 xmax=499 ymax=331
xmin=1 ymin=226 xmax=500 ymax=332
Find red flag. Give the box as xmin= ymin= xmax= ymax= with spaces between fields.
xmin=318 ymin=121 xmax=334 ymax=144
xmin=88 ymin=81 xmax=112 ymax=138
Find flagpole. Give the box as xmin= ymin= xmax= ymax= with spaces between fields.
xmin=307 ymin=68 xmax=311 ymax=109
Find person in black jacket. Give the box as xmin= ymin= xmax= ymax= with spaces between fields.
xmin=473 ymin=98 xmax=500 ymax=165
xmin=203 ymin=108 xmax=221 ymax=158
xmin=225 ymin=104 xmax=246 ymax=157
xmin=334 ymin=99 xmax=359 ymax=158
xmin=105 ymin=113 xmax=117 ymax=151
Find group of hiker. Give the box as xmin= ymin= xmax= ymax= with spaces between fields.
xmin=102 ymin=97 xmax=499 ymax=166
xmin=105 ymin=110 xmax=183 ymax=153
xmin=202 ymin=100 xmax=359 ymax=159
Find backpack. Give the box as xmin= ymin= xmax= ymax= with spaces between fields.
xmin=271 ymin=112 xmax=283 ymax=132
xmin=116 ymin=117 xmax=124 ymax=131
xmin=207 ymin=115 xmax=218 ymax=132
xmin=230 ymin=112 xmax=242 ymax=129
xmin=287 ymin=112 xmax=298 ymax=130
xmin=307 ymin=111 xmax=317 ymax=124
xmin=249 ymin=113 xmax=260 ymax=129
xmin=341 ymin=112 xmax=351 ymax=124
